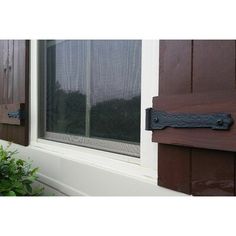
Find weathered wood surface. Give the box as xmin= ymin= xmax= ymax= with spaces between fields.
xmin=157 ymin=40 xmax=235 ymax=196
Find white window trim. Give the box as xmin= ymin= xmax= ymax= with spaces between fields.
xmin=30 ymin=40 xmax=159 ymax=183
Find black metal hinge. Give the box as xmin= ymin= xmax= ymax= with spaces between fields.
xmin=146 ymin=108 xmax=234 ymax=131
xmin=8 ymin=110 xmax=24 ymax=120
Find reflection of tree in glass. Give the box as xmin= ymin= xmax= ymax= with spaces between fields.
xmin=47 ymin=82 xmax=140 ymax=143
xmin=90 ymin=96 xmax=140 ymax=143
xmin=46 ymin=81 xmax=86 ymax=136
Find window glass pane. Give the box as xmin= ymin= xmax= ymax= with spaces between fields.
xmin=90 ymin=40 xmax=141 ymax=143
xmin=46 ymin=40 xmax=87 ymax=136
xmin=40 ymin=40 xmax=141 ymax=156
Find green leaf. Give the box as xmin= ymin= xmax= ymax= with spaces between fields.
xmin=32 ymin=187 xmax=44 ymax=196
xmin=15 ymin=188 xmax=27 ymax=196
xmin=30 ymin=167 xmax=39 ymax=175
xmin=0 ymin=144 xmax=44 ymax=196
xmin=22 ymin=176 xmax=36 ymax=183
xmin=5 ymin=191 xmax=16 ymax=196
xmin=16 ymin=159 xmax=24 ymax=166
xmin=25 ymin=184 xmax=33 ymax=194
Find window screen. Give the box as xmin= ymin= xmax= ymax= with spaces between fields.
xmin=39 ymin=40 xmax=141 ymax=157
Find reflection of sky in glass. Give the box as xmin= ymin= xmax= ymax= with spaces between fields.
xmin=48 ymin=40 xmax=141 ymax=105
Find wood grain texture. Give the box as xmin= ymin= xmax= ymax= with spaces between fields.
xmin=158 ymin=40 xmax=192 ymax=194
xmin=192 ymin=149 xmax=234 ymax=196
xmin=191 ymin=40 xmax=235 ymax=196
xmin=0 ymin=40 xmax=29 ymax=146
xmin=0 ymin=103 xmax=24 ymax=125
xmin=2 ymin=41 xmax=8 ymax=105
xmin=193 ymin=40 xmax=235 ymax=92
xmin=157 ymin=40 xmax=236 ymax=196
xmin=158 ymin=144 xmax=191 ymax=193
xmin=153 ymin=91 xmax=236 ymax=152
xmin=0 ymin=41 xmax=4 ymax=105
xmin=159 ymin=40 xmax=192 ymax=95
xmin=0 ymin=41 xmax=9 ymax=141
xmin=8 ymin=40 xmax=14 ymax=104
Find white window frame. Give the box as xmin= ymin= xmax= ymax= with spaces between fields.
xmin=39 ymin=40 xmax=141 ymax=158
xmin=30 ymin=40 xmax=159 ymax=181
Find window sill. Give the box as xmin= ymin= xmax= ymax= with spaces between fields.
xmin=31 ymin=138 xmax=157 ymax=184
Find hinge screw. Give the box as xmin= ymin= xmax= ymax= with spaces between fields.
xmin=154 ymin=117 xmax=159 ymax=123
xmin=216 ymin=119 xmax=224 ymax=126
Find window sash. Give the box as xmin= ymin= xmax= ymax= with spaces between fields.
xmin=38 ymin=40 xmax=141 ymax=157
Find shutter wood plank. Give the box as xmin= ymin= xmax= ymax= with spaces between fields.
xmin=0 ymin=103 xmax=24 ymax=125
xmin=0 ymin=41 xmax=4 ymax=105
xmin=157 ymin=40 xmax=236 ymax=196
xmin=158 ymin=40 xmax=192 ymax=194
xmin=191 ymin=40 xmax=235 ymax=196
xmin=2 ymin=41 xmax=8 ymax=104
xmin=8 ymin=40 xmax=14 ymax=104
xmin=0 ymin=41 xmax=8 ymax=141
xmin=192 ymin=149 xmax=234 ymax=196
xmin=0 ymin=40 xmax=29 ymax=146
xmin=153 ymin=91 xmax=236 ymax=152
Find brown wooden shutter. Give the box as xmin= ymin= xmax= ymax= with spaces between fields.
xmin=149 ymin=40 xmax=236 ymax=196
xmin=0 ymin=40 xmax=29 ymax=146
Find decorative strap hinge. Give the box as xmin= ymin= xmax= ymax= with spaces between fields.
xmin=0 ymin=103 xmax=25 ymax=126
xmin=146 ymin=108 xmax=234 ymax=131
xmin=8 ymin=110 xmax=25 ymax=120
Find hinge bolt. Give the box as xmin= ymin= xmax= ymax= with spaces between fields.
xmin=154 ymin=117 xmax=159 ymax=123
xmin=216 ymin=119 xmax=224 ymax=126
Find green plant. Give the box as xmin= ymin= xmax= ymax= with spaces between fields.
xmin=0 ymin=144 xmax=44 ymax=196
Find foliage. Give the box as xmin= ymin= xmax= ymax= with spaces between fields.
xmin=0 ymin=144 xmax=44 ymax=196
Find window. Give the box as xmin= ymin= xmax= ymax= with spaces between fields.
xmin=38 ymin=40 xmax=142 ymax=157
